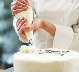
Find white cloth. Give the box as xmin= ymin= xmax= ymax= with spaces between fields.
xmin=13 ymin=0 xmax=79 ymax=52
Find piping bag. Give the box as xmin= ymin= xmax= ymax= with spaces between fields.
xmin=14 ymin=6 xmax=33 ymax=44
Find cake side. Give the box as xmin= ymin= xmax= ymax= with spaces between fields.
xmin=13 ymin=45 xmax=79 ymax=72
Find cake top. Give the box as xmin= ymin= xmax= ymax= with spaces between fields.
xmin=15 ymin=45 xmax=79 ymax=61
xmin=37 ymin=49 xmax=70 ymax=56
xmin=20 ymin=45 xmax=76 ymax=56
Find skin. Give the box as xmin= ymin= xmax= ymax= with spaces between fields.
xmin=11 ymin=0 xmax=56 ymax=40
xmin=11 ymin=0 xmax=29 ymax=15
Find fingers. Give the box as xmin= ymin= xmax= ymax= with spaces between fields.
xmin=16 ymin=18 xmax=20 ymax=26
xmin=16 ymin=17 xmax=29 ymax=39
xmin=11 ymin=0 xmax=27 ymax=7
xmin=16 ymin=17 xmax=27 ymax=31
xmin=11 ymin=4 xmax=27 ymax=10
xmin=21 ymin=25 xmax=31 ymax=31
xmin=11 ymin=0 xmax=28 ymax=15
xmin=12 ymin=8 xmax=27 ymax=15
xmin=31 ymin=23 xmax=38 ymax=30
xmin=19 ymin=0 xmax=29 ymax=5
xmin=17 ymin=19 xmax=27 ymax=31
xmin=18 ymin=29 xmax=27 ymax=39
xmin=17 ymin=22 xmax=27 ymax=39
xmin=16 ymin=17 xmax=24 ymax=27
xmin=18 ymin=24 xmax=30 ymax=39
xmin=16 ymin=18 xmax=22 ymax=27
xmin=15 ymin=1 xmax=26 ymax=7
xmin=16 ymin=17 xmax=26 ymax=26
xmin=12 ymin=9 xmax=21 ymax=15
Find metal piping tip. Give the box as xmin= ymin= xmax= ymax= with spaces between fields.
xmin=29 ymin=39 xmax=33 ymax=46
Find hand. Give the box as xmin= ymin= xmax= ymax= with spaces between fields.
xmin=16 ymin=18 xmax=43 ymax=39
xmin=16 ymin=17 xmax=55 ymax=40
xmin=30 ymin=18 xmax=44 ymax=34
xmin=31 ymin=18 xmax=56 ymax=36
xmin=11 ymin=0 xmax=29 ymax=15
xmin=16 ymin=17 xmax=31 ymax=39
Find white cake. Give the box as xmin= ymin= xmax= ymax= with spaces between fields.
xmin=13 ymin=45 xmax=79 ymax=72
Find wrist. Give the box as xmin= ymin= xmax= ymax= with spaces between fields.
xmin=40 ymin=19 xmax=45 ymax=29
xmin=39 ymin=19 xmax=45 ymax=28
xmin=41 ymin=19 xmax=56 ymax=36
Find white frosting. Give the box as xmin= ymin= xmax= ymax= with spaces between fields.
xmin=13 ymin=45 xmax=79 ymax=72
xmin=14 ymin=7 xmax=33 ymax=42
xmin=20 ymin=45 xmax=37 ymax=53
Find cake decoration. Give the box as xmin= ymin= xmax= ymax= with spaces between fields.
xmin=20 ymin=45 xmax=71 ymax=56
xmin=13 ymin=45 xmax=79 ymax=72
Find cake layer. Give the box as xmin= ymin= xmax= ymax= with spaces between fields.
xmin=13 ymin=46 xmax=79 ymax=72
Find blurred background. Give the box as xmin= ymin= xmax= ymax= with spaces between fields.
xmin=0 ymin=0 xmax=25 ymax=70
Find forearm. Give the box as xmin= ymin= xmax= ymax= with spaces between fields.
xmin=42 ymin=20 xmax=56 ymax=36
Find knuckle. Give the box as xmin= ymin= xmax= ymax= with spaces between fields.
xmin=15 ymin=1 xmax=18 ymax=5
xmin=13 ymin=5 xmax=17 ymax=9
xmin=20 ymin=27 xmax=23 ymax=30
xmin=11 ymin=5 xmax=15 ymax=10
